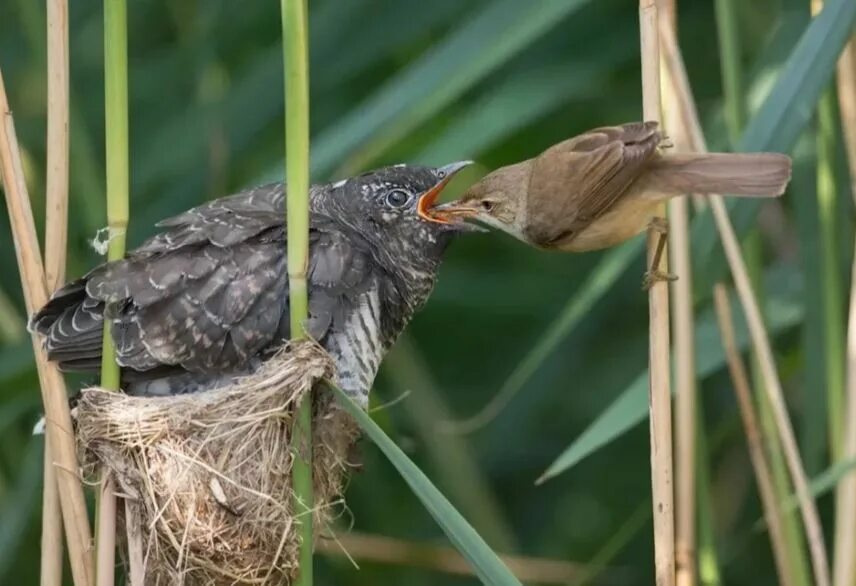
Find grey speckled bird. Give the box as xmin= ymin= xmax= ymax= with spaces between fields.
xmin=29 ymin=162 xmax=474 ymax=407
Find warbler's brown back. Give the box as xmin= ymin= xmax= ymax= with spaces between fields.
xmin=524 ymin=121 xmax=662 ymax=248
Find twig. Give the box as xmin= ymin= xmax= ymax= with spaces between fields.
xmin=316 ymin=532 xmax=607 ymax=584
xmin=640 ymin=2 xmax=675 ymax=585
xmin=0 ymin=68 xmax=94 ymax=586
xmin=658 ymin=8 xmax=696 ymax=586
xmin=657 ymin=21 xmax=832 ymax=586
xmin=832 ymin=32 xmax=856 ymax=586
xmin=42 ymin=0 xmax=70 ymax=584
xmin=711 ymin=286 xmax=794 ymax=586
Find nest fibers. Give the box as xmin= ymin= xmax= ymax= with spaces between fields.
xmin=74 ymin=341 xmax=360 ymax=585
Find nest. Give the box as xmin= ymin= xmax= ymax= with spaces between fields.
xmin=74 ymin=341 xmax=360 ymax=585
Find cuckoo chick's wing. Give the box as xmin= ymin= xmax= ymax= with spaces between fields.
xmin=30 ymin=183 xmax=376 ymax=381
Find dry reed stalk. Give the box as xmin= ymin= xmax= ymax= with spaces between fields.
xmin=41 ymin=1 xmax=70 ymax=584
xmin=658 ymin=8 xmax=696 ymax=586
xmin=0 ymin=67 xmax=94 ymax=586
xmin=658 ymin=21 xmax=831 ymax=586
xmin=96 ymin=478 xmax=116 ymax=586
xmin=832 ymin=32 xmax=856 ymax=586
xmin=123 ymin=501 xmax=144 ymax=586
xmin=316 ymin=532 xmax=601 ymax=584
xmin=711 ymin=286 xmax=795 ymax=586
xmin=640 ymin=2 xmax=676 ymax=585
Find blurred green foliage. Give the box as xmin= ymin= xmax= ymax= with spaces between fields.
xmin=0 ymin=0 xmax=853 ymax=584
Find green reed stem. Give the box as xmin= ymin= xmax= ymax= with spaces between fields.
xmin=282 ymin=0 xmax=313 ymax=583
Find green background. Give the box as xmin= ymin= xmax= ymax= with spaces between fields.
xmin=0 ymin=0 xmax=852 ymax=584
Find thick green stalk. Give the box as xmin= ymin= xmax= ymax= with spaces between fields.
xmin=816 ymin=88 xmax=845 ymax=460
xmin=282 ymin=0 xmax=313 ymax=583
xmin=96 ymin=2 xmax=128 ymax=585
xmin=715 ymin=2 xmax=811 ymax=583
xmin=100 ymin=0 xmax=129 ymax=388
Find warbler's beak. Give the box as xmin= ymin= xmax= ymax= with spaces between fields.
xmin=417 ymin=161 xmax=474 ymax=224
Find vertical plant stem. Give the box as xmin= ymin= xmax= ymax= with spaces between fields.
xmin=659 ymin=8 xmax=697 ymax=586
xmin=97 ymin=1 xmax=129 ymax=584
xmin=640 ymin=2 xmax=675 ymax=585
xmin=711 ymin=285 xmax=795 ymax=586
xmin=42 ymin=1 xmax=69 ymax=584
xmin=713 ymin=3 xmax=812 ymax=582
xmin=658 ymin=23 xmax=831 ymax=585
xmin=817 ymin=88 xmax=845 ymax=459
xmin=832 ymin=32 xmax=856 ymax=586
xmin=0 ymin=67 xmax=94 ymax=586
xmin=282 ymin=1 xmax=313 ymax=583
xmin=808 ymin=0 xmax=847 ymax=462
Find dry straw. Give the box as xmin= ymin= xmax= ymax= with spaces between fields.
xmin=0 ymin=67 xmax=94 ymax=586
xmin=42 ymin=0 xmax=70 ymax=584
xmin=657 ymin=7 xmax=697 ymax=586
xmin=659 ymin=23 xmax=795 ymax=586
xmin=74 ymin=341 xmax=359 ymax=584
xmin=639 ymin=1 xmax=676 ymax=585
xmin=657 ymin=18 xmax=831 ymax=586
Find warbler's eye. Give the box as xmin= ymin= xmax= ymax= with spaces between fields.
xmin=481 ymin=200 xmax=496 ymax=212
xmin=385 ymin=189 xmax=411 ymax=208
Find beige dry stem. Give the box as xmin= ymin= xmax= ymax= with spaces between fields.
xmin=74 ymin=342 xmax=359 ymax=585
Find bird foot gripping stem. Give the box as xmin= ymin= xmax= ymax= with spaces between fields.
xmin=642 ymin=216 xmax=677 ymax=291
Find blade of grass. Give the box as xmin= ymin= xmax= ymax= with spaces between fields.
xmin=539 ymin=268 xmax=803 ymax=480
xmin=639 ymin=3 xmax=675 ymax=585
xmin=683 ymin=83 xmax=833 ymax=586
xmin=691 ymin=0 xmax=856 ymax=294
xmin=812 ymin=0 xmax=846 ymax=462
xmin=440 ymin=240 xmax=639 ymax=434
xmin=330 ymin=383 xmax=523 ymax=586
xmin=282 ymin=1 xmax=313 ymax=583
xmin=317 ymin=531 xmax=595 ymax=584
xmin=0 ymin=66 xmax=94 ymax=586
xmin=96 ymin=1 xmax=130 ymax=583
xmin=833 ymin=30 xmax=856 ymax=586
xmin=266 ymin=0 xmax=596 ymax=180
xmin=713 ymin=2 xmax=812 ymax=581
xmin=659 ymin=21 xmax=831 ymax=582
xmin=383 ymin=337 xmax=517 ymax=552
xmin=42 ymin=1 xmax=69 ymax=584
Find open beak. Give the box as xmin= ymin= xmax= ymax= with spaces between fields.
xmin=417 ymin=161 xmax=474 ymax=224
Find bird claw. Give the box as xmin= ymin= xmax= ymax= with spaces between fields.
xmin=642 ymin=270 xmax=678 ymax=291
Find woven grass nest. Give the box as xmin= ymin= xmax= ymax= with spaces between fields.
xmin=74 ymin=341 xmax=360 ymax=585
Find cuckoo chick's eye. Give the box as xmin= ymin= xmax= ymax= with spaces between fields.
xmin=385 ymin=189 xmax=411 ymax=208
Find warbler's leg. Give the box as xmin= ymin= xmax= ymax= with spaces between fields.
xmin=642 ymin=216 xmax=678 ymax=290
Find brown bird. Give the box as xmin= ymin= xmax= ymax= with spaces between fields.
xmin=430 ymin=121 xmax=791 ymax=285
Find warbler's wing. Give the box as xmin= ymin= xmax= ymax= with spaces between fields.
xmin=525 ymin=121 xmax=661 ymax=245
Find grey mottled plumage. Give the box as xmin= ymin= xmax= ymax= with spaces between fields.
xmin=30 ymin=163 xmax=473 ymax=405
